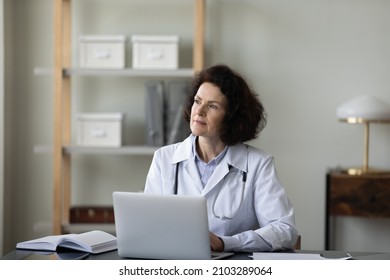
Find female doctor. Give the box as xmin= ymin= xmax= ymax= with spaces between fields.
xmin=144 ymin=64 xmax=299 ymax=252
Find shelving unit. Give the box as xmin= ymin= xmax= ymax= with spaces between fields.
xmin=50 ymin=0 xmax=205 ymax=234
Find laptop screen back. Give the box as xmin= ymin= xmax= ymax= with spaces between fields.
xmin=113 ymin=192 xmax=211 ymax=260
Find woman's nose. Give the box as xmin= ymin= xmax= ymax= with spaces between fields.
xmin=196 ymin=104 xmax=206 ymax=115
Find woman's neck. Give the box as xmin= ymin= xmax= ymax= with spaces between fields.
xmin=196 ymin=136 xmax=226 ymax=163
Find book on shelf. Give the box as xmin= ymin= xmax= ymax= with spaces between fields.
xmin=145 ymin=80 xmax=165 ymax=146
xmin=16 ymin=230 xmax=117 ymax=254
xmin=165 ymin=80 xmax=191 ymax=145
xmin=144 ymin=80 xmax=190 ymax=147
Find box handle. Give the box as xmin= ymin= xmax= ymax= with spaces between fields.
xmin=147 ymin=48 xmax=164 ymax=60
xmin=90 ymin=127 xmax=107 ymax=138
xmin=95 ymin=48 xmax=111 ymax=59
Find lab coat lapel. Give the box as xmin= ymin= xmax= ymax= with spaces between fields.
xmin=183 ymin=160 xmax=204 ymax=193
xmin=171 ymin=135 xmax=203 ymax=193
xmin=201 ymin=162 xmax=230 ymax=196
xmin=201 ymin=143 xmax=248 ymax=196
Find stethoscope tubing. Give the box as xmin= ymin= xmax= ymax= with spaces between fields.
xmin=173 ymin=162 xmax=247 ymax=219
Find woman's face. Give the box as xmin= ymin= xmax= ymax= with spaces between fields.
xmin=190 ymin=82 xmax=228 ymax=141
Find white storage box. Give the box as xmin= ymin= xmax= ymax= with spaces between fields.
xmin=132 ymin=35 xmax=179 ymax=69
xmin=79 ymin=35 xmax=126 ymax=69
xmin=76 ymin=113 xmax=124 ymax=147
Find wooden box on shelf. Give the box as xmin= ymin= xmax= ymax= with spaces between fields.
xmin=70 ymin=206 xmax=115 ymax=224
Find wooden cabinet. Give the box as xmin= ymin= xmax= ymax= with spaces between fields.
xmin=325 ymin=170 xmax=390 ymax=249
xmin=51 ymin=0 xmax=205 ymax=234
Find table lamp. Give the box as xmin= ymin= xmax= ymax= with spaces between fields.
xmin=336 ymin=95 xmax=390 ymax=175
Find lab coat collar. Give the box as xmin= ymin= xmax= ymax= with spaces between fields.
xmin=170 ymin=135 xmax=194 ymax=164
xmin=224 ymin=143 xmax=248 ymax=173
xmin=201 ymin=143 xmax=248 ymax=195
xmin=170 ymin=135 xmax=249 ymax=195
xmin=170 ymin=135 xmax=248 ymax=173
xmin=171 ymin=134 xmax=248 ymax=172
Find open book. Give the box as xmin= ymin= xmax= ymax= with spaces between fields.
xmin=16 ymin=230 xmax=117 ymax=254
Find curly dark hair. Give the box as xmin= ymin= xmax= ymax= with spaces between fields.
xmin=184 ymin=64 xmax=267 ymax=146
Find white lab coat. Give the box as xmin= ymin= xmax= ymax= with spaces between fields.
xmin=144 ymin=135 xmax=299 ymax=252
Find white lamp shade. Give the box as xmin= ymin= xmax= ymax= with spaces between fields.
xmin=336 ymin=95 xmax=390 ymax=122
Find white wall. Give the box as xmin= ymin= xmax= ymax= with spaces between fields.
xmin=0 ymin=0 xmax=4 ymax=255
xmin=3 ymin=0 xmax=390 ymax=254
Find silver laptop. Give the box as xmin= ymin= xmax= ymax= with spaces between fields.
xmin=112 ymin=191 xmax=233 ymax=260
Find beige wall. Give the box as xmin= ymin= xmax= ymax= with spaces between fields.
xmin=3 ymin=0 xmax=390 ymax=255
xmin=0 ymin=0 xmax=4 ymax=255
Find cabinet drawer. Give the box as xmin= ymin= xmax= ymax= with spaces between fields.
xmin=328 ymin=173 xmax=390 ymax=217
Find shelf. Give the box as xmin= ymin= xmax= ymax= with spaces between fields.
xmin=65 ymin=145 xmax=158 ymax=155
xmin=34 ymin=67 xmax=195 ymax=78
xmin=34 ymin=145 xmax=159 ymax=155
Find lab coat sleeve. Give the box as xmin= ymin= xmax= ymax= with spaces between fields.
xmin=144 ymin=144 xmax=180 ymax=194
xmin=144 ymin=147 xmax=172 ymax=194
xmin=144 ymin=150 xmax=162 ymax=194
xmin=221 ymin=151 xmax=299 ymax=252
xmin=221 ymin=231 xmax=273 ymax=252
xmin=253 ymin=156 xmax=298 ymax=251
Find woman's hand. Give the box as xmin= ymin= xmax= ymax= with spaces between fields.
xmin=209 ymin=231 xmax=224 ymax=252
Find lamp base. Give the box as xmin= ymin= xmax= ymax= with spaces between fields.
xmin=339 ymin=167 xmax=390 ymax=176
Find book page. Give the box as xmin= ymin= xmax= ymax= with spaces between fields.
xmin=16 ymin=234 xmax=71 ymax=251
xmin=59 ymin=230 xmax=117 ymax=254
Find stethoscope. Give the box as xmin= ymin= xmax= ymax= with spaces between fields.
xmin=173 ymin=162 xmax=247 ymax=220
